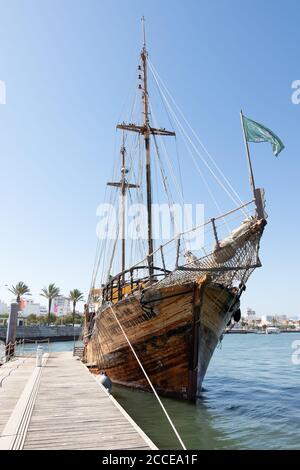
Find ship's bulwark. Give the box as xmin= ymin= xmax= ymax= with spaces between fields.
xmin=85 ymin=278 xmax=236 ymax=401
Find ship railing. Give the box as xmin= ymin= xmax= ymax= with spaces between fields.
xmin=167 ymin=199 xmax=258 ymax=270
xmin=160 ymin=199 xmax=256 ymax=260
xmin=151 ymin=199 xmax=256 ymax=270
xmin=101 ymin=199 xmax=259 ymax=302
xmin=102 ymin=266 xmax=170 ymax=303
xmin=151 ymin=199 xmax=257 ymax=269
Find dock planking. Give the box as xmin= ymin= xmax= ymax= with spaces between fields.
xmin=0 ymin=351 xmax=156 ymax=450
xmin=0 ymin=357 xmax=37 ymax=436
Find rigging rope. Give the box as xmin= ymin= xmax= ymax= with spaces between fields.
xmin=89 ymin=53 xmax=252 ymax=300
xmin=148 ymin=60 xmax=249 ymax=217
xmin=89 ymin=73 xmax=142 ymax=295
xmin=108 ymin=303 xmax=187 ymax=450
xmin=149 ymin=101 xmax=185 ymax=205
xmin=148 ymin=60 xmax=250 ymax=207
xmin=150 ymin=85 xmax=232 ymax=234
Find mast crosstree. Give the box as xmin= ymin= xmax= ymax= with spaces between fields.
xmin=117 ymin=17 xmax=175 ymax=278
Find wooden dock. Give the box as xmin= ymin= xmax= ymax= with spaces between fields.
xmin=0 ymin=351 xmax=156 ymax=450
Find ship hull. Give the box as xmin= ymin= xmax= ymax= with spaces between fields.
xmin=85 ymin=277 xmax=236 ymax=401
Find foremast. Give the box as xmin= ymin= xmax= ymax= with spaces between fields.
xmin=107 ymin=133 xmax=139 ymax=279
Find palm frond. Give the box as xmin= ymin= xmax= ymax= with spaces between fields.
xmin=69 ymin=289 xmax=84 ymax=303
xmin=40 ymin=283 xmax=60 ymax=299
xmin=9 ymin=281 xmax=30 ymax=300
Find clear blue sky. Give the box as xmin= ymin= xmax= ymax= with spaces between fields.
xmin=0 ymin=0 xmax=299 ymax=317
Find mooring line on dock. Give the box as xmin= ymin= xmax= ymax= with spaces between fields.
xmin=108 ymin=303 xmax=187 ymax=450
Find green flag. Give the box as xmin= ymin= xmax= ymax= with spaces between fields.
xmin=242 ymin=115 xmax=284 ymax=157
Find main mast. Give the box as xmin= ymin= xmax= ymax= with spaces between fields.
xmin=117 ymin=17 xmax=175 ymax=278
xmin=120 ymin=136 xmax=126 ymax=274
xmin=141 ymin=17 xmax=154 ymax=276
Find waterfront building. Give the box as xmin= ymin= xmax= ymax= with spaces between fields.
xmin=0 ymin=300 xmax=8 ymax=314
xmin=51 ymin=296 xmax=70 ymax=317
xmin=277 ymin=314 xmax=287 ymax=323
xmin=264 ymin=315 xmax=274 ymax=323
xmin=21 ymin=299 xmax=41 ymax=317
xmin=17 ymin=314 xmax=28 ymax=326
xmin=39 ymin=306 xmax=48 ymax=316
xmin=246 ymin=308 xmax=257 ymax=322
xmin=261 ymin=314 xmax=287 ymax=325
xmin=0 ymin=316 xmax=8 ymax=326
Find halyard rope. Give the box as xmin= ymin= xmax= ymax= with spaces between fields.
xmin=148 ymin=59 xmax=250 ymax=215
xmin=108 ymin=303 xmax=187 ymax=450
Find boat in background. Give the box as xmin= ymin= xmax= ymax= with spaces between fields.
xmin=266 ymin=327 xmax=281 ymax=334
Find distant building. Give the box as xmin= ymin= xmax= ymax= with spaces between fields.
xmin=51 ymin=296 xmax=70 ymax=317
xmin=264 ymin=315 xmax=274 ymax=323
xmin=17 ymin=313 xmax=28 ymax=326
xmin=246 ymin=308 xmax=256 ymax=321
xmin=0 ymin=300 xmax=8 ymax=314
xmin=277 ymin=314 xmax=287 ymax=323
xmin=39 ymin=306 xmax=48 ymax=316
xmin=261 ymin=314 xmax=289 ymax=325
xmin=21 ymin=299 xmax=41 ymax=317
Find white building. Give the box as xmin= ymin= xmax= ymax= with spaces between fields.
xmin=51 ymin=296 xmax=70 ymax=317
xmin=261 ymin=314 xmax=284 ymax=325
xmin=21 ymin=299 xmax=41 ymax=317
xmin=246 ymin=308 xmax=257 ymax=322
xmin=39 ymin=306 xmax=48 ymax=316
xmin=0 ymin=300 xmax=8 ymax=314
xmin=261 ymin=315 xmax=273 ymax=324
xmin=278 ymin=314 xmax=287 ymax=323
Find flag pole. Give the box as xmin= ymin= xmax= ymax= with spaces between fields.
xmin=240 ymin=110 xmax=266 ymax=220
xmin=240 ymin=110 xmax=256 ymax=200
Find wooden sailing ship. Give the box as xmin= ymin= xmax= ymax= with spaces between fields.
xmin=83 ymin=19 xmax=267 ymax=402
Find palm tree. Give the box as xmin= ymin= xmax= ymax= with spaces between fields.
xmin=69 ymin=289 xmax=84 ymax=327
xmin=9 ymin=281 xmax=31 ymax=307
xmin=41 ymin=283 xmax=60 ymax=326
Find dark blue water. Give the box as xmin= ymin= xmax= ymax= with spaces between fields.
xmin=1 ymin=334 xmax=299 ymax=449
xmin=112 ymin=333 xmax=300 ymax=449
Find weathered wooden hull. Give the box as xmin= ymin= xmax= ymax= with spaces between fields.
xmin=85 ymin=278 xmax=236 ymax=401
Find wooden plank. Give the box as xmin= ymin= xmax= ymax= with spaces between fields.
xmin=0 ymin=352 xmax=156 ymax=450
xmin=22 ymin=352 xmax=156 ymax=450
xmin=0 ymin=354 xmax=49 ymax=449
xmin=0 ymin=358 xmax=37 ymax=438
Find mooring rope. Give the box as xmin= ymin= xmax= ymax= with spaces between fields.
xmin=108 ymin=303 xmax=187 ymax=450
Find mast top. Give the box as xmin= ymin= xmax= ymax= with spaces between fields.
xmin=141 ymin=16 xmax=146 ymax=50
